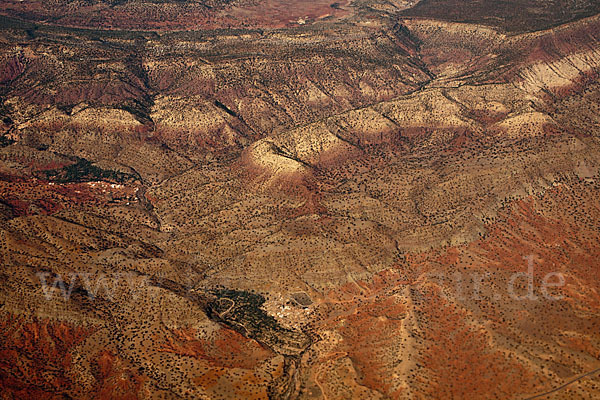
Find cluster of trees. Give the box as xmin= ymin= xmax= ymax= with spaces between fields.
xmin=41 ymin=158 xmax=134 ymax=183
xmin=0 ymin=135 xmax=14 ymax=148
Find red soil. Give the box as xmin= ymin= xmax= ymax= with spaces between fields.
xmin=159 ymin=326 xmax=273 ymax=370
xmin=0 ymin=54 xmax=25 ymax=84
xmin=0 ymin=315 xmax=94 ymax=399
xmin=314 ymin=182 xmax=600 ymax=398
xmin=159 ymin=326 xmax=278 ymax=398
xmin=93 ymin=350 xmax=146 ymax=400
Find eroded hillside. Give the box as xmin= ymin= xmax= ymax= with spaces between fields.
xmin=0 ymin=0 xmax=599 ymax=398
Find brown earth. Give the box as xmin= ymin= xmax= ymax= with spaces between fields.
xmin=0 ymin=0 xmax=599 ymax=398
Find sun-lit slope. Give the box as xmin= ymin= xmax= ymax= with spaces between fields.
xmin=0 ymin=1 xmax=600 ymax=399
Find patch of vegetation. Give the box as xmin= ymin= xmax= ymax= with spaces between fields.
xmin=41 ymin=158 xmax=134 ymax=183
xmin=0 ymin=136 xmax=15 ymax=148
xmin=208 ymin=288 xmax=311 ymax=356
xmin=209 ymin=289 xmax=281 ymax=335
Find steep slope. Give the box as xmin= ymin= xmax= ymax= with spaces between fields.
xmin=0 ymin=1 xmax=599 ymax=399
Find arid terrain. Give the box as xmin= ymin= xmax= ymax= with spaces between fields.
xmin=0 ymin=0 xmax=599 ymax=398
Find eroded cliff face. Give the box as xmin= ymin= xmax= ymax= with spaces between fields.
xmin=0 ymin=1 xmax=599 ymax=398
